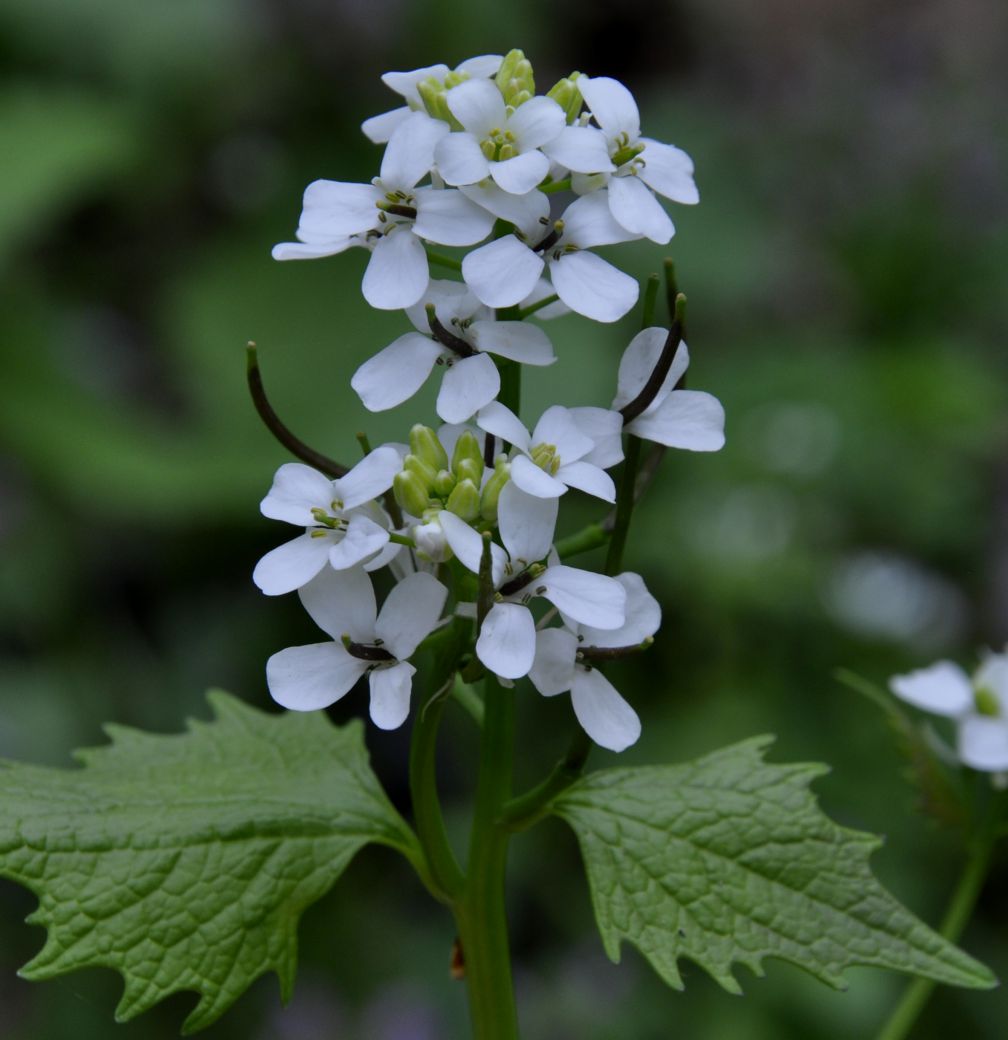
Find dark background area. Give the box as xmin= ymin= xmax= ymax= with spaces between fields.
xmin=1 ymin=0 xmax=1006 ymax=1036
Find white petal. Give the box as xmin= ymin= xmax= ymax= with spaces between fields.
xmin=456 ymin=55 xmax=503 ymax=78
xmin=260 ymin=463 xmax=334 ymax=525
xmin=550 ymin=251 xmax=638 ymax=323
xmin=352 ymin=333 xmax=443 ymax=412
xmin=414 ymin=186 xmax=495 ymax=245
xmin=267 ymin=643 xmax=367 ymax=711
xmin=532 ymin=405 xmax=594 ymax=463
xmin=434 ymin=133 xmax=491 ymax=187
xmin=498 ymin=481 xmax=558 ymax=564
xmin=638 ymin=139 xmax=699 ymax=204
xmin=437 ymin=353 xmax=500 ymax=423
xmin=362 ymin=231 xmax=429 ymax=310
xmin=335 ymin=446 xmax=404 ymax=508
xmin=557 ymin=461 xmax=615 ymax=502
xmin=578 ymin=76 xmax=640 ymax=141
xmin=490 ymin=151 xmax=551 ymax=195
xmin=569 ymin=406 xmax=625 ymax=468
xmin=561 ymin=190 xmax=641 ymax=248
xmin=507 ymin=96 xmax=565 ymax=149
xmin=296 ymin=179 xmax=380 ymax=237
xmin=475 ymin=401 xmax=531 ymax=453
xmin=380 ymin=111 xmax=449 ymax=190
xmin=439 ymin=510 xmax=507 ymax=584
xmin=529 ymin=628 xmax=579 ymax=696
xmin=958 ymin=715 xmax=1008 ymax=772
xmin=361 ymin=106 xmax=411 ymax=144
xmin=382 ymin=64 xmax=450 ymax=104
xmin=253 ymin=533 xmax=330 ymax=596
xmin=628 ymin=390 xmax=726 ymax=451
xmin=889 ymin=661 xmax=974 ymax=717
xmin=469 ymin=320 xmax=555 ymax=365
xmin=271 ymin=238 xmax=355 ymax=261
xmin=328 ymin=514 xmax=390 ymax=570
xmin=446 ymin=79 xmax=505 ymax=136
xmin=612 ymin=328 xmax=688 ymax=410
xmin=298 ymin=563 xmax=377 ymax=641
xmin=571 ymin=667 xmax=641 ymax=752
xmin=460 ymin=181 xmax=550 ymax=238
xmin=608 ymin=176 xmax=674 ymax=244
xmin=369 ymin=662 xmax=417 ymax=729
xmin=476 ymin=602 xmax=536 ymax=679
xmin=542 ymin=125 xmax=615 ymax=174
xmin=580 ymin=572 xmax=660 ymax=648
xmin=462 ymin=237 xmax=544 ymax=308
xmin=509 ymin=453 xmax=567 ymax=498
xmin=539 ymin=565 xmax=626 ymax=629
xmin=375 ymin=571 xmax=449 ymax=658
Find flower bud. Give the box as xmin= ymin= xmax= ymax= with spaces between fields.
xmin=434 ymin=468 xmax=457 ymax=498
xmin=495 ymin=49 xmax=534 ymax=107
xmin=409 ymin=424 xmax=449 ymax=472
xmin=446 ymin=477 xmax=481 ymax=523
xmin=417 ymin=77 xmax=453 ymax=125
xmin=413 ymin=510 xmax=452 ymax=563
xmin=547 ymin=72 xmax=582 ymax=124
xmin=404 ymin=453 xmax=439 ymax=490
xmin=394 ymin=469 xmax=432 ymax=519
xmin=452 ymin=430 xmax=485 ymax=483
xmin=479 ymin=457 xmax=510 ymax=524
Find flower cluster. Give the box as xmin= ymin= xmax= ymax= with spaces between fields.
xmin=258 ymin=51 xmax=725 ymax=751
xmin=890 ymin=650 xmax=1008 ymax=774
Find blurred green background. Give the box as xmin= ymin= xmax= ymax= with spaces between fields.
xmin=1 ymin=0 xmax=1006 ymax=1036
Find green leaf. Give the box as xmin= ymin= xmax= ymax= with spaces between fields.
xmin=553 ymin=736 xmax=995 ymax=995
xmin=0 ymin=690 xmax=417 ymax=1032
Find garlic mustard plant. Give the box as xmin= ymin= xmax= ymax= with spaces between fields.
xmin=0 ymin=47 xmax=996 ymax=1040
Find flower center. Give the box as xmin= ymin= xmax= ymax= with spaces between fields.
xmin=611 ymin=132 xmax=645 ymax=171
xmin=974 ymin=685 xmax=1001 ymax=717
xmin=530 ymin=443 xmax=561 ymax=475
xmin=480 ymin=125 xmax=518 ymax=162
xmin=375 ymin=188 xmax=417 ymax=225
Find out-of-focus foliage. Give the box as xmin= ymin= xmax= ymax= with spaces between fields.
xmin=1 ymin=0 xmax=1005 ymax=1037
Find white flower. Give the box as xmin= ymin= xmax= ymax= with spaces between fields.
xmin=890 ymin=653 xmax=1008 ymax=772
xmin=351 ymin=280 xmax=555 ymax=422
xmin=476 ymin=401 xmax=618 ymax=502
xmin=613 ymin=327 xmax=725 ymax=451
xmin=529 ymin=572 xmax=660 ymax=751
xmin=461 ymin=190 xmax=640 ymax=322
xmin=253 ymin=450 xmax=402 ymax=596
xmin=434 ymin=80 xmax=566 ymax=195
xmin=361 ymin=56 xmax=503 ymax=144
xmin=439 ymin=488 xmax=626 ymax=679
xmin=272 ymin=113 xmax=494 ymax=309
xmin=573 ymin=75 xmax=699 ymax=245
xmin=267 ymin=567 xmax=448 ymax=729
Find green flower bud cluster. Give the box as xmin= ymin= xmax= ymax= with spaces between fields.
xmin=547 ymin=71 xmax=583 ymax=124
xmin=417 ymin=73 xmax=467 ymax=129
xmin=495 ymin=49 xmax=534 ymax=109
xmin=394 ymin=425 xmax=508 ymax=527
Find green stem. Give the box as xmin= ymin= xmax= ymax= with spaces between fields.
xmin=555 ymin=522 xmax=609 ymax=560
xmin=605 ymin=434 xmax=642 ymax=575
xmin=427 ymin=249 xmax=463 ymax=272
xmin=454 ymin=676 xmax=518 ymax=1039
xmin=409 ymin=687 xmax=465 ymax=903
xmin=516 ymin=293 xmax=559 ymax=320
xmin=641 ymin=273 xmax=660 ymax=327
xmin=501 ymin=727 xmax=591 ymax=831
xmin=875 ymin=834 xmax=995 ymax=1040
